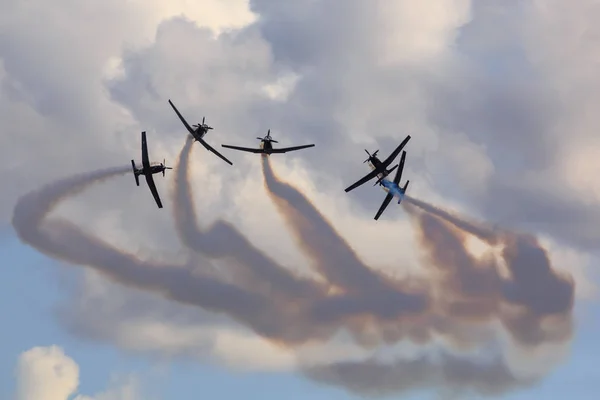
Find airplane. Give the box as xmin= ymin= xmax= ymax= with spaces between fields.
xmin=168 ymin=99 xmax=233 ymax=165
xmin=344 ymin=135 xmax=411 ymax=193
xmin=221 ymin=129 xmax=315 ymax=155
xmin=131 ymin=131 xmax=172 ymax=208
xmin=374 ymin=150 xmax=409 ymax=220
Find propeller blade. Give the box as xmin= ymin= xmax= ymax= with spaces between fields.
xmin=257 ymin=137 xmax=264 ymax=141
xmin=202 ymin=116 xmax=205 ymax=124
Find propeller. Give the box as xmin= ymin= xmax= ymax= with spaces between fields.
xmin=161 ymin=158 xmax=173 ymax=176
xmin=363 ymin=149 xmax=379 ymax=163
xmin=258 ymin=129 xmax=278 ymax=143
xmin=193 ymin=117 xmax=213 ymax=130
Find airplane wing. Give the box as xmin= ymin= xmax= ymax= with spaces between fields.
xmin=168 ymin=99 xmax=196 ymax=136
xmin=381 ymin=135 xmax=411 ymax=167
xmin=345 ymin=136 xmax=410 ymax=193
xmin=144 ymin=174 xmax=163 ymax=208
xmin=269 ymin=144 xmax=315 ymax=153
xmin=221 ymin=144 xmax=264 ymax=153
xmin=374 ymin=192 xmax=394 ymax=220
xmin=344 ymin=168 xmax=381 ymax=193
xmin=197 ymin=138 xmax=233 ymax=165
xmin=141 ymin=131 xmax=150 ymax=169
xmin=393 ymin=151 xmax=406 ymax=184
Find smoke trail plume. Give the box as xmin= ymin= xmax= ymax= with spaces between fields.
xmin=405 ymin=195 xmax=500 ymax=242
xmin=10 ymin=166 xmax=296 ymax=341
xmin=404 ymin=197 xmax=575 ymax=346
xmin=9 ymin=150 xmax=575 ymax=398
xmin=261 ymin=156 xmax=428 ymax=325
xmin=170 ymin=139 xmax=429 ymax=345
xmin=171 ymin=137 xmax=324 ymax=303
xmin=257 ymin=161 xmax=572 ymax=396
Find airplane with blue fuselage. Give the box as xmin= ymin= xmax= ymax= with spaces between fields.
xmin=373 ymin=150 xmax=409 ymax=220
xmin=344 ymin=135 xmax=411 ymax=193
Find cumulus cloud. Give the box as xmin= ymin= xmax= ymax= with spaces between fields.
xmin=15 ymin=346 xmax=141 ymax=400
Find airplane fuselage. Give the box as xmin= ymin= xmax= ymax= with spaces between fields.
xmin=380 ymin=178 xmax=406 ymax=203
xmin=260 ymin=140 xmax=274 ymax=154
xmin=368 ymin=156 xmax=383 ymax=171
xmin=191 ymin=127 xmax=208 ymax=141
xmin=135 ymin=163 xmax=167 ymax=176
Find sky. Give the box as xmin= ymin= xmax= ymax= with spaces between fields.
xmin=1 ymin=0 xmax=600 ymax=399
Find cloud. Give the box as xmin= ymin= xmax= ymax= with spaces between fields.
xmin=15 ymin=346 xmax=141 ymax=400
xmin=2 ymin=0 xmax=599 ymax=398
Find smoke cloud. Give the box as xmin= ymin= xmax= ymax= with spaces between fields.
xmin=404 ymin=197 xmax=575 ymax=345
xmin=10 ymin=165 xmax=290 ymax=341
xmin=171 ymin=136 xmax=325 ymax=303
xmin=258 ymin=158 xmax=574 ymax=396
xmin=9 ymin=140 xmax=575 ymax=397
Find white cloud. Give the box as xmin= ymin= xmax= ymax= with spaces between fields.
xmin=375 ymin=0 xmax=472 ymax=65
xmin=15 ymin=346 xmax=142 ymax=400
xmin=15 ymin=346 xmax=79 ymax=400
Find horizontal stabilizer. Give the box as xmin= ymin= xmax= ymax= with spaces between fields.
xmin=131 ymin=160 xmax=139 ymax=186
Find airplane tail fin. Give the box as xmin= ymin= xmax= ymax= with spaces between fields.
xmin=398 ymin=180 xmax=409 ymax=204
xmin=131 ymin=160 xmax=140 ymax=186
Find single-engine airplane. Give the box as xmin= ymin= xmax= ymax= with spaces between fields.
xmin=131 ymin=131 xmax=172 ymax=208
xmin=374 ymin=150 xmax=409 ymax=220
xmin=168 ymin=99 xmax=233 ymax=165
xmin=344 ymin=135 xmax=411 ymax=193
xmin=221 ymin=129 xmax=315 ymax=155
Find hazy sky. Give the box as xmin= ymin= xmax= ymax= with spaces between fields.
xmin=1 ymin=0 xmax=599 ymax=399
